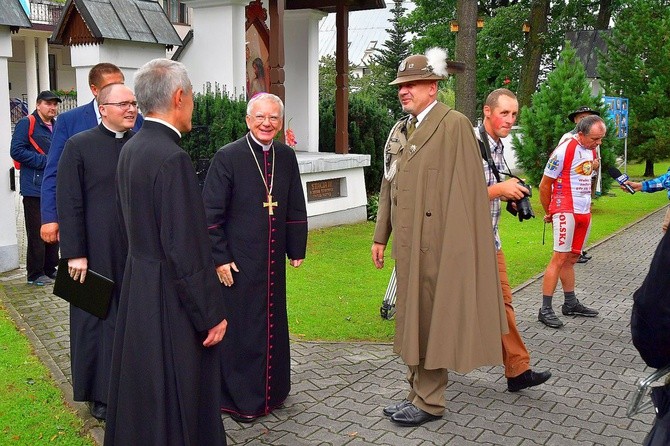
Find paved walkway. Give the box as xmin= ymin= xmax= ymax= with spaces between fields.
xmin=0 ymin=193 xmax=665 ymax=445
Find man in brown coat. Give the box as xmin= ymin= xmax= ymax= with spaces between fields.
xmin=372 ymin=49 xmax=507 ymax=427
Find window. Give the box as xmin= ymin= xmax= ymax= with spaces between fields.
xmin=165 ymin=0 xmax=189 ymax=25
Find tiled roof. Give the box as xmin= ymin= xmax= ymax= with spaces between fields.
xmin=52 ymin=0 xmax=182 ymax=46
xmin=0 ymin=0 xmax=32 ymax=28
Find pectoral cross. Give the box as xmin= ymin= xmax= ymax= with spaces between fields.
xmin=263 ymin=194 xmax=278 ymax=215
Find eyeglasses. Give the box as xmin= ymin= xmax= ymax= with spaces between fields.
xmin=102 ymin=101 xmax=138 ymax=110
xmin=250 ymin=114 xmax=281 ymax=124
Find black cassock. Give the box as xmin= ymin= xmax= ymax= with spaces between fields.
xmin=203 ymin=133 xmax=308 ymax=418
xmin=56 ymin=124 xmax=130 ymax=404
xmin=105 ymin=120 xmax=227 ymax=446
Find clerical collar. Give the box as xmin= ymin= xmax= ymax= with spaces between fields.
xmin=145 ymin=117 xmax=181 ymax=138
xmin=248 ymin=132 xmax=272 ymax=151
xmin=413 ymin=100 xmax=438 ymax=126
xmin=101 ymin=122 xmax=128 ymax=139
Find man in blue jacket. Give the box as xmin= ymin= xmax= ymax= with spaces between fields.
xmin=40 ymin=63 xmax=143 ymax=244
xmin=11 ymin=91 xmax=61 ymax=285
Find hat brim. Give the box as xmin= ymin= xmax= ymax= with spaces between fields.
xmin=568 ymin=110 xmax=600 ymax=123
xmin=389 ymin=73 xmax=444 ymax=86
xmin=389 ymin=61 xmax=466 ymax=85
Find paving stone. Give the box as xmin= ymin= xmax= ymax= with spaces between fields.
xmin=1 ymin=195 xmax=667 ymax=445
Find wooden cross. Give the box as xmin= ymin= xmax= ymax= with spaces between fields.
xmin=263 ymin=194 xmax=278 ymax=215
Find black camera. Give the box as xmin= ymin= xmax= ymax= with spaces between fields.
xmin=506 ymin=181 xmax=535 ymax=222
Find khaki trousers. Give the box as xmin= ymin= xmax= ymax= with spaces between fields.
xmin=498 ymin=250 xmax=531 ymax=378
xmin=662 ymin=205 xmax=670 ymax=232
xmin=406 ymin=360 xmax=449 ymax=416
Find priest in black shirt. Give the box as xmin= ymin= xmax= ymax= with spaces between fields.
xmin=203 ymin=92 xmax=308 ymax=423
xmin=56 ymin=82 xmax=137 ymax=421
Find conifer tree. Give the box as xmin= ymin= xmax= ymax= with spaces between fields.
xmin=513 ymin=42 xmax=616 ymax=192
xmin=599 ymin=0 xmax=670 ymax=176
xmin=370 ymin=0 xmax=412 ymax=119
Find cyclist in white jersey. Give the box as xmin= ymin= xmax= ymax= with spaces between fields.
xmin=538 ymin=115 xmax=607 ymax=329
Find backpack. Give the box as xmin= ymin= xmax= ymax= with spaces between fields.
xmin=13 ymin=114 xmax=45 ymax=170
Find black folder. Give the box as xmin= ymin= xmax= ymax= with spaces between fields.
xmin=53 ymin=258 xmax=114 ymax=319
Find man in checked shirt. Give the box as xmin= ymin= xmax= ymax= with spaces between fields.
xmin=476 ymin=88 xmax=552 ymax=392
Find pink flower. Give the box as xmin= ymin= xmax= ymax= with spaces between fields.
xmin=285 ymin=127 xmax=297 ymax=148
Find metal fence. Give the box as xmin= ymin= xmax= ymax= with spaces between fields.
xmin=9 ymin=94 xmax=79 ymax=133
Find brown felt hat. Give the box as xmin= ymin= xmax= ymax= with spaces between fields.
xmin=389 ymin=54 xmax=465 ymax=86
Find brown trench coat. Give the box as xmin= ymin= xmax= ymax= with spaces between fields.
xmin=374 ymin=102 xmax=507 ymax=373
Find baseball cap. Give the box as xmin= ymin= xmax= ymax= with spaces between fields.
xmin=37 ymin=91 xmax=62 ymax=103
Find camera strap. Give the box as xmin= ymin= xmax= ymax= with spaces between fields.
xmin=478 ymin=125 xmax=502 ymax=183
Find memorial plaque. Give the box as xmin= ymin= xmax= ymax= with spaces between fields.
xmin=307 ymin=178 xmax=342 ymax=202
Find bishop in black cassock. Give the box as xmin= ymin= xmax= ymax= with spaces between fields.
xmin=56 ymin=83 xmax=137 ymax=420
xmin=203 ymin=93 xmax=308 ymax=422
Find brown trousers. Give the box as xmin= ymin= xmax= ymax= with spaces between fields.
xmin=406 ymin=360 xmax=449 ymax=416
xmin=498 ymin=250 xmax=531 ymax=378
xmin=404 ymin=251 xmax=529 ymax=415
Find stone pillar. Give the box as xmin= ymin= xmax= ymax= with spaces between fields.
xmin=284 ymin=9 xmax=326 ymax=152
xmin=38 ymin=36 xmax=50 ymax=91
xmin=24 ymin=35 xmax=37 ymax=108
xmin=0 ymin=28 xmax=19 ymax=272
xmin=179 ymin=0 xmax=247 ymax=96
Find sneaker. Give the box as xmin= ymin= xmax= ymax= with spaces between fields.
xmin=27 ymin=278 xmax=45 ymax=286
xmin=576 ymin=254 xmax=589 ymax=264
xmin=561 ymin=301 xmax=598 ymax=317
xmin=35 ymin=274 xmax=54 ymax=285
xmin=538 ymin=307 xmax=564 ymax=328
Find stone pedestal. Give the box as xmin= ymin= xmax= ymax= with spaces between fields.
xmin=296 ymin=152 xmax=370 ymax=229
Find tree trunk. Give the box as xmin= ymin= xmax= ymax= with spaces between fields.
xmin=454 ymin=0 xmax=477 ymax=123
xmin=516 ymin=0 xmax=549 ymax=109
xmin=644 ymin=159 xmax=655 ymax=177
xmin=596 ymin=0 xmax=613 ymax=30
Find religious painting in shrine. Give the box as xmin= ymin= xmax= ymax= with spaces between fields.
xmin=246 ymin=0 xmax=270 ymax=99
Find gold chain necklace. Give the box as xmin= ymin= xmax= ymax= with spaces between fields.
xmin=246 ymin=134 xmax=278 ymax=215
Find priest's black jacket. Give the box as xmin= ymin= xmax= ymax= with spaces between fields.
xmin=56 ymin=124 xmax=130 ymax=404
xmin=202 ymin=133 xmax=308 ymax=418
xmin=105 ymin=120 xmax=227 ymax=446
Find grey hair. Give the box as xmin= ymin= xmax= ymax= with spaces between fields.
xmin=576 ymin=114 xmax=605 ymax=135
xmin=134 ymin=58 xmax=192 ymax=114
xmin=246 ymin=92 xmax=284 ymax=118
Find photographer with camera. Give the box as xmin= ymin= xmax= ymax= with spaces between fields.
xmin=477 ymin=88 xmax=551 ymax=392
xmin=538 ymin=115 xmax=606 ymax=328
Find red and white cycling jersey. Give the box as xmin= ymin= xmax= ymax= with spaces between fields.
xmin=543 ymin=136 xmax=596 ymax=215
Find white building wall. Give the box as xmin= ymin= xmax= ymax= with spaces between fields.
xmin=179 ymin=0 xmax=247 ymax=96
xmin=0 ymin=28 xmax=19 ymax=272
xmin=284 ymin=9 xmax=325 ymax=152
xmin=70 ymin=41 xmax=171 ymax=103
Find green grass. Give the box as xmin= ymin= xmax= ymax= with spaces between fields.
xmin=287 ymin=160 xmax=670 ymax=342
xmin=0 ymin=302 xmax=94 ymax=446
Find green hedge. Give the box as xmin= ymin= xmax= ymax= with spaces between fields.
xmin=181 ymin=83 xmax=248 ymax=164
